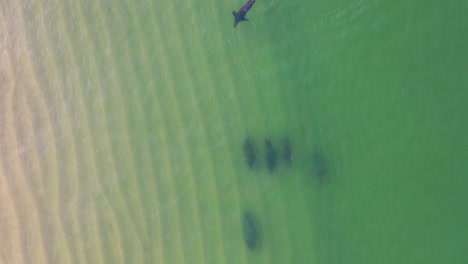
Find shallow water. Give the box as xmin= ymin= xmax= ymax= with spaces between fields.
xmin=1 ymin=0 xmax=467 ymax=263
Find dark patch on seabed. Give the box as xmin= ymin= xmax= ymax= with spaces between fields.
xmin=238 ymin=132 xmax=335 ymax=259
xmin=241 ymin=135 xmax=331 ymax=183
xmin=242 ymin=211 xmax=261 ymax=250
xmin=242 ymin=136 xmax=291 ymax=172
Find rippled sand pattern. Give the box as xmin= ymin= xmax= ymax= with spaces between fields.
xmin=3 ymin=0 xmax=468 ymax=263
xmin=1 ymin=1 xmax=302 ymax=263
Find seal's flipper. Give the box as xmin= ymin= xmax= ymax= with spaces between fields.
xmin=233 ymin=11 xmax=238 ymax=27
xmin=233 ymin=11 xmax=246 ymax=27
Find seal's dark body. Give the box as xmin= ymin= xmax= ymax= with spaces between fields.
xmin=233 ymin=0 xmax=256 ymax=27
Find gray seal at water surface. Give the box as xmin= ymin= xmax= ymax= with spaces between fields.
xmin=233 ymin=0 xmax=256 ymax=27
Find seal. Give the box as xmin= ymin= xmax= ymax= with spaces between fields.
xmin=233 ymin=0 xmax=256 ymax=27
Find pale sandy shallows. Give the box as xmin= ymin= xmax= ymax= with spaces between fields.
xmin=0 ymin=1 xmax=305 ymax=263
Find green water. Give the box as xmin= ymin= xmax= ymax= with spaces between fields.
xmin=112 ymin=0 xmax=468 ymax=263
xmin=22 ymin=0 xmax=467 ymax=263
